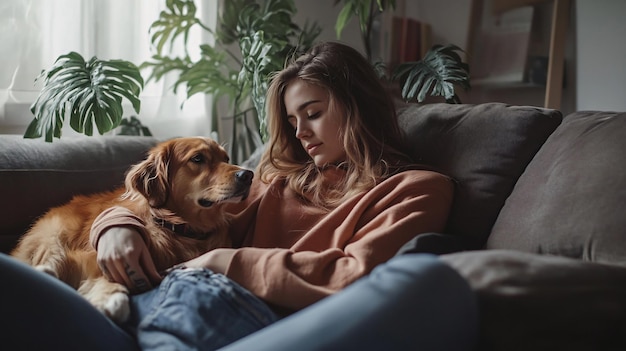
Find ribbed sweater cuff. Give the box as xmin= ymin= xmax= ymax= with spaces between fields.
xmin=89 ymin=206 xmax=151 ymax=250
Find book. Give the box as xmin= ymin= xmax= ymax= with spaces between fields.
xmin=391 ymin=17 xmax=431 ymax=68
xmin=371 ymin=10 xmax=431 ymax=71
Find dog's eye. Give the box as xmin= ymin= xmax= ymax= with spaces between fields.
xmin=190 ymin=154 xmax=204 ymax=163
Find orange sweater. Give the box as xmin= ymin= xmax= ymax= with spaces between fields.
xmin=91 ymin=169 xmax=453 ymax=312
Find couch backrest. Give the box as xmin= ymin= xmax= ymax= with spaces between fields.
xmin=397 ymin=103 xmax=562 ymax=248
xmin=0 ymin=135 xmax=158 ymax=253
xmin=487 ymin=110 xmax=626 ymax=266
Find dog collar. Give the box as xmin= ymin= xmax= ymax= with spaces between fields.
xmin=154 ymin=218 xmax=211 ymax=240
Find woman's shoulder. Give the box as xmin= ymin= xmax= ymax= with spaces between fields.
xmin=380 ymin=168 xmax=454 ymax=195
xmin=353 ymin=169 xmax=453 ymax=207
xmin=387 ymin=168 xmax=452 ymax=184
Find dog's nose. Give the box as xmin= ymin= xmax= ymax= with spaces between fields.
xmin=235 ymin=170 xmax=253 ymax=184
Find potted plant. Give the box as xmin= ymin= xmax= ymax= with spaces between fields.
xmin=333 ymin=0 xmax=470 ymax=103
xmin=24 ymin=52 xmax=144 ymax=142
xmin=25 ymin=0 xmax=320 ymax=165
xmin=25 ymin=0 xmax=469 ymax=157
xmin=140 ymin=0 xmax=321 ymax=162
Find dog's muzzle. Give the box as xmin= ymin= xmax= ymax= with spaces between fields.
xmin=197 ymin=169 xmax=254 ymax=207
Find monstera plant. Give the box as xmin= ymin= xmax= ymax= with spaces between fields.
xmin=25 ymin=52 xmax=144 ymax=142
xmin=392 ymin=44 xmax=470 ymax=104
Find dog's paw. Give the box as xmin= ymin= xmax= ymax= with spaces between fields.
xmin=104 ymin=292 xmax=131 ymax=323
xmin=34 ymin=265 xmax=58 ymax=278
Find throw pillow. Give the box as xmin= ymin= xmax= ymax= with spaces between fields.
xmin=398 ymin=103 xmax=562 ymax=248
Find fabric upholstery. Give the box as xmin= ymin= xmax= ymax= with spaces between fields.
xmin=487 ymin=111 xmax=626 ymax=266
xmin=0 ymin=135 xmax=158 ymax=253
xmin=397 ymin=103 xmax=562 ymax=247
xmin=3 ymin=104 xmax=626 ymax=350
xmin=441 ymin=250 xmax=626 ymax=351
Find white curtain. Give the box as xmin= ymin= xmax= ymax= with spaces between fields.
xmin=0 ymin=0 xmax=218 ymax=139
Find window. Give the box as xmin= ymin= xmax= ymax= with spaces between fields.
xmin=0 ymin=0 xmax=217 ymax=138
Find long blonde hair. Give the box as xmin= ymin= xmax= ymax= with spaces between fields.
xmin=258 ymin=41 xmax=412 ymax=210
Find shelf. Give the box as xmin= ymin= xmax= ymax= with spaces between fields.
xmin=467 ymin=0 xmax=571 ymax=110
xmin=471 ymin=80 xmax=545 ymax=89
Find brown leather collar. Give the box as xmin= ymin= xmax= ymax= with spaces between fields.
xmin=154 ymin=218 xmax=210 ymax=240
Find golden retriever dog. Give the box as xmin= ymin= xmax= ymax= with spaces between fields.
xmin=11 ymin=137 xmax=253 ymax=323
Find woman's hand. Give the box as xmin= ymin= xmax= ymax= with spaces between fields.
xmin=96 ymin=225 xmax=162 ymax=293
xmin=183 ymin=248 xmax=236 ymax=274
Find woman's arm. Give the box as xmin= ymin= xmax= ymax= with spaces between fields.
xmin=90 ymin=207 xmax=162 ymax=292
xmin=89 ymin=178 xmax=268 ymax=291
xmin=183 ymin=248 xmax=235 ymax=274
xmin=221 ymin=171 xmax=454 ymax=311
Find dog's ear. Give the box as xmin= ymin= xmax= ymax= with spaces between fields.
xmin=124 ymin=144 xmax=171 ymax=207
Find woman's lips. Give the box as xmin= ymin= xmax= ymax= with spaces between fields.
xmin=306 ymin=143 xmax=322 ymax=154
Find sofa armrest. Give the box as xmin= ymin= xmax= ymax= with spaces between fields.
xmin=441 ymin=250 xmax=626 ymax=350
xmin=396 ymin=232 xmax=481 ymax=256
xmin=0 ymin=135 xmax=158 ymax=253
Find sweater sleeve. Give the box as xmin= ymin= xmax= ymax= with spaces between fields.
xmin=224 ymin=170 xmax=454 ymax=311
xmin=89 ymin=177 xmax=269 ymax=250
xmin=90 ymin=206 xmax=153 ymax=250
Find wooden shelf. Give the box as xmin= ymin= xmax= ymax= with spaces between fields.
xmin=467 ymin=0 xmax=571 ymax=110
xmin=471 ymin=81 xmax=546 ymax=90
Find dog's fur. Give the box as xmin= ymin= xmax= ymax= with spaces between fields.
xmin=11 ymin=137 xmax=253 ymax=323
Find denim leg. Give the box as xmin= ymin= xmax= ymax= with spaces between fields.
xmin=128 ymin=268 xmax=278 ymax=351
xmin=222 ymin=254 xmax=479 ymax=351
xmin=0 ymin=253 xmax=137 ymax=351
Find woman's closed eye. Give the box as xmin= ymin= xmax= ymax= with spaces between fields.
xmin=287 ymin=112 xmax=321 ymax=129
xmin=307 ymin=111 xmax=321 ymax=120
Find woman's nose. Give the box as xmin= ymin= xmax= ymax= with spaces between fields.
xmin=295 ymin=120 xmax=310 ymax=139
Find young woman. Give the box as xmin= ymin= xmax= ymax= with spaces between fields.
xmin=1 ymin=41 xmax=477 ymax=351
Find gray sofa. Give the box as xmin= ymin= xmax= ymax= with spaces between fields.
xmin=1 ymin=103 xmax=625 ymax=350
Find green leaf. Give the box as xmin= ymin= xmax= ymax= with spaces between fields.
xmin=140 ymin=55 xmax=190 ymax=85
xmin=149 ymin=0 xmax=203 ymax=55
xmin=140 ymin=0 xmax=321 ymax=162
xmin=118 ymin=116 xmax=153 ymax=136
xmin=25 ymin=52 xmax=144 ymax=141
xmin=332 ymin=0 xmax=396 ymax=58
xmin=357 ymin=1 xmax=371 ymax=35
xmin=392 ymin=44 xmax=470 ymax=103
xmin=335 ymin=3 xmax=355 ymax=39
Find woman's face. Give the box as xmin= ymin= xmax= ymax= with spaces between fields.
xmin=284 ymin=79 xmax=346 ymax=167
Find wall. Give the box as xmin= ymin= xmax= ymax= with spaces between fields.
xmin=5 ymin=0 xmax=622 ymax=137
xmin=576 ymin=0 xmax=626 ymax=112
xmin=405 ymin=0 xmax=577 ymax=115
xmin=293 ymin=0 xmax=363 ymax=52
xmin=297 ymin=0 xmax=626 ymax=114
xmin=293 ymin=0 xmax=473 ymax=64
xmin=403 ymin=0 xmax=471 ymax=51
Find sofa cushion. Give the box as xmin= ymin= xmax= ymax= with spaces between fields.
xmin=441 ymin=250 xmax=626 ymax=350
xmin=0 ymin=135 xmax=158 ymax=253
xmin=397 ymin=103 xmax=562 ymax=248
xmin=487 ymin=111 xmax=626 ymax=265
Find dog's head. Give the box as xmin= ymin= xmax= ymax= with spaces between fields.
xmin=124 ymin=137 xmax=253 ymax=213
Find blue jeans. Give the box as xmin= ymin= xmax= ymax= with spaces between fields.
xmin=0 ymin=253 xmax=137 ymax=351
xmin=127 ymin=268 xmax=279 ymax=350
xmin=224 ymin=253 xmax=478 ymax=350
xmin=0 ymin=252 xmax=477 ymax=351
